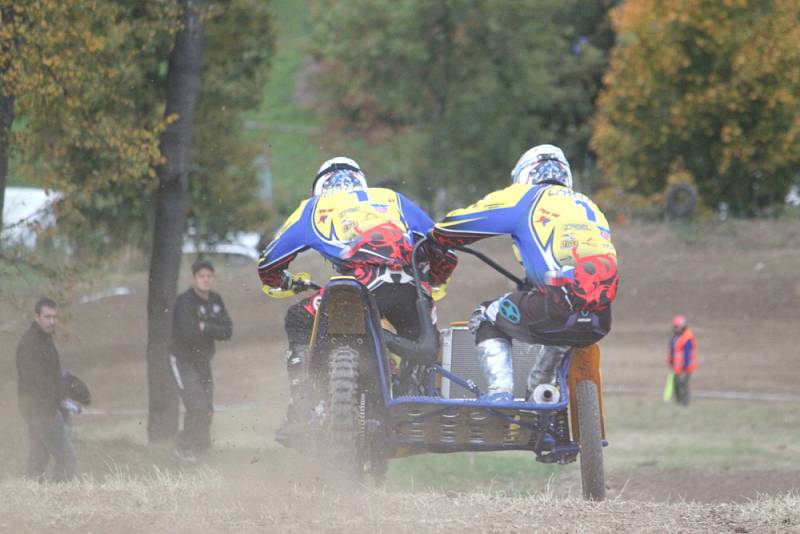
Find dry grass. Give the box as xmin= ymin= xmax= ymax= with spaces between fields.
xmin=1 ymin=469 xmax=797 ymax=534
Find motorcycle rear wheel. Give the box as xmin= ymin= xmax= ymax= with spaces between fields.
xmin=328 ymin=346 xmax=363 ymax=477
xmin=576 ymin=379 xmax=605 ymax=501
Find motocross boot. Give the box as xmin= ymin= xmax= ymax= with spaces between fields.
xmin=525 ymin=344 xmax=569 ymax=401
xmin=275 ymin=345 xmax=310 ymax=446
xmin=477 ymin=338 xmax=514 ymax=403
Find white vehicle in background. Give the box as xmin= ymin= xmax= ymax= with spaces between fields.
xmin=181 ymin=231 xmax=261 ymax=261
xmin=787 ymin=185 xmax=800 ymax=207
xmin=3 ymin=186 xmax=261 ymax=259
xmin=1 ymin=186 xmax=61 ymax=248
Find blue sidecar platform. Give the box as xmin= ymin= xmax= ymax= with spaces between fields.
xmin=388 ymin=399 xmax=549 ymax=452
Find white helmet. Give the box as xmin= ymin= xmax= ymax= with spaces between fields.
xmin=510 ymin=144 xmax=573 ymax=189
xmin=312 ymin=156 xmax=368 ymax=196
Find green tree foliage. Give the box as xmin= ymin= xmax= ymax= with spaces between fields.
xmin=188 ymin=0 xmax=275 ymax=243
xmin=2 ymin=0 xmax=274 ymax=256
xmin=0 ymin=0 xmax=169 ymax=251
xmin=310 ymin=0 xmax=612 ymax=201
xmin=592 ymin=0 xmax=800 ymax=215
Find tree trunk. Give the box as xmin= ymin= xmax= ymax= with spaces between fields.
xmin=0 ymin=94 xmax=13 ymax=234
xmin=0 ymin=4 xmax=15 ymax=237
xmin=146 ymin=0 xmax=206 ymax=443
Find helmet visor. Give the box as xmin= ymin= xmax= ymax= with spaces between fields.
xmin=317 ymin=170 xmax=366 ymax=195
xmin=519 ymin=160 xmax=572 ymax=188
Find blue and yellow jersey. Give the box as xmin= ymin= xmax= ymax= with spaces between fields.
xmin=433 ymin=183 xmax=618 ymax=310
xmin=258 ymin=188 xmax=455 ymax=289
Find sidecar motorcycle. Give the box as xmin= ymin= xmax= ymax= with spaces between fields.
xmin=266 ymin=241 xmax=607 ymax=501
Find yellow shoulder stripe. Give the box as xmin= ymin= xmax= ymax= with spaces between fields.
xmin=438 ymin=217 xmax=487 ymax=228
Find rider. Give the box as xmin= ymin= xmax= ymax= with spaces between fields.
xmin=258 ymin=157 xmax=457 ymax=435
xmin=430 ymin=144 xmax=618 ymax=402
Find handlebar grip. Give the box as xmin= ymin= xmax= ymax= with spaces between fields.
xmin=292 ymin=279 xmax=321 ymax=292
xmin=291 ymin=280 xmax=310 ymax=292
xmin=263 ymin=272 xmax=318 ymax=299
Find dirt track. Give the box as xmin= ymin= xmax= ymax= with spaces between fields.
xmin=1 ymin=220 xmax=799 ymax=515
xmin=1 ymin=476 xmax=798 ymax=534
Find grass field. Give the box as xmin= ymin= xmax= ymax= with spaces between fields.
xmin=1 ymin=475 xmax=797 ymax=534
xmin=1 ymin=396 xmax=799 ymax=533
xmin=388 ymin=396 xmax=800 ymax=495
xmin=2 ymin=395 xmax=798 ymax=498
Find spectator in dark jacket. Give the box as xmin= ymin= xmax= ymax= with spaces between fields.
xmin=169 ymin=259 xmax=233 ymax=463
xmin=16 ymin=297 xmax=76 ymax=482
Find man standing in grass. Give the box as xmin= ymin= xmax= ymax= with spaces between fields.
xmin=170 ymin=259 xmax=233 ymax=463
xmin=669 ymin=314 xmax=697 ymax=406
xmin=16 ymin=297 xmax=76 ymax=482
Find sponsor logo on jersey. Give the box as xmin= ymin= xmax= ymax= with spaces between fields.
xmin=560 ymin=235 xmax=578 ymax=250
xmin=563 ymin=223 xmax=591 ymax=231
xmin=341 ymin=219 xmax=356 ymax=234
xmin=546 ymin=188 xmax=579 ymax=198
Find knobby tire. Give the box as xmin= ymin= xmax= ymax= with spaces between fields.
xmin=328 ymin=346 xmax=361 ymax=477
xmin=576 ymin=379 xmax=605 ymax=501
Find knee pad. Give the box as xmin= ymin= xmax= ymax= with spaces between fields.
xmin=527 ymin=344 xmax=570 ymax=392
xmin=476 ymin=338 xmax=514 ymax=394
xmin=475 ymin=321 xmax=511 ymax=345
xmin=469 ymin=295 xmax=511 ymax=333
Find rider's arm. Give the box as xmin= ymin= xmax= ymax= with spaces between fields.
xmin=257 ymin=200 xmax=312 ymax=288
xmin=396 ymin=192 xmax=435 ymax=238
xmin=397 ymin=193 xmax=458 ymax=285
xmin=431 ymin=184 xmax=531 ymax=247
xmin=425 ymin=242 xmax=458 ymax=286
xmin=203 ymin=293 xmax=233 ymax=341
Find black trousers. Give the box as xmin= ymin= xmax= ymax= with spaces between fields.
xmin=170 ymin=355 xmax=214 ymax=454
xmin=674 ymin=373 xmax=691 ymax=406
xmin=474 ymin=290 xmax=611 ymax=347
xmin=284 ymin=283 xmax=426 ymax=347
xmin=25 ymin=411 xmax=76 ymax=482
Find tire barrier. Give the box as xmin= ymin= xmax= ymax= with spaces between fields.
xmin=665 ymin=183 xmax=697 ymax=220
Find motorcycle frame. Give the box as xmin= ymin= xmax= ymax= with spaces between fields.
xmin=304 ymin=241 xmax=605 ymax=459
xmin=309 ymin=277 xmax=576 ymax=413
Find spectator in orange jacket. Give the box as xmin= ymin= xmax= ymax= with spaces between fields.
xmin=669 ymin=315 xmax=697 ymax=405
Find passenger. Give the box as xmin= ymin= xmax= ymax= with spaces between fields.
xmin=431 ymin=144 xmax=619 ymax=402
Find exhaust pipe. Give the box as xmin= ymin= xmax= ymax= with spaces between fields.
xmin=531 ymin=383 xmax=561 ymax=404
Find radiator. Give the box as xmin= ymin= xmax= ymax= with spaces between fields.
xmin=440 ymin=325 xmax=540 ymax=399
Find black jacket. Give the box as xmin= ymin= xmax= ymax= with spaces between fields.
xmin=16 ymin=322 xmax=64 ymax=421
xmin=170 ymin=288 xmax=232 ymax=362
